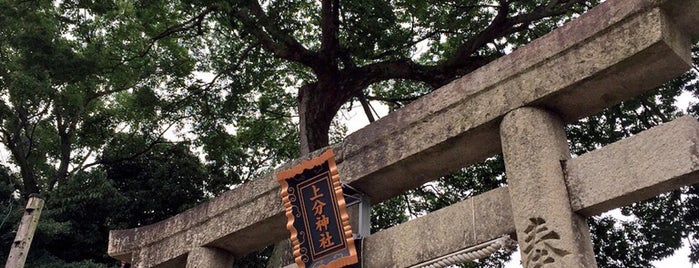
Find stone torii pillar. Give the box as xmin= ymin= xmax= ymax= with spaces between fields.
xmin=186 ymin=247 xmax=234 ymax=268
xmin=501 ymin=107 xmax=597 ymax=268
xmin=107 ymin=0 xmax=699 ymax=266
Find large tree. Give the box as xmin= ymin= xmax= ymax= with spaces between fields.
xmin=0 ymin=0 xmax=201 ymax=197
xmin=1 ymin=0 xmax=698 ymax=267
xmin=181 ymin=1 xmax=698 ymax=266
xmin=0 ymin=1 xmax=212 ymax=265
xmin=183 ymin=1 xmax=606 ymax=265
xmin=183 ymin=0 xmax=599 ymax=153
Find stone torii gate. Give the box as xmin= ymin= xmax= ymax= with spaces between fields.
xmin=108 ymin=0 xmax=699 ymax=267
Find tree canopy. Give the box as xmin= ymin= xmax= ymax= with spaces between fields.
xmin=0 ymin=0 xmax=698 ymax=267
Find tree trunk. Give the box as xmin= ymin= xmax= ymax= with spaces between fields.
xmin=268 ymin=78 xmax=357 ymax=267
xmin=298 ymin=83 xmax=333 ymax=154
xmin=16 ymin=157 xmax=39 ymax=196
xmin=48 ymin=131 xmax=72 ymax=192
xmin=6 ymin=141 xmax=40 ymax=196
xmin=297 ymin=80 xmax=355 ymax=154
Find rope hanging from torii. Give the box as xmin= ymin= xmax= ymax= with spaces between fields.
xmin=409 ymin=235 xmax=517 ymax=268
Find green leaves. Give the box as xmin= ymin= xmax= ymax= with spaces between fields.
xmin=1 ymin=0 xmax=698 ymax=266
xmin=0 ymin=0 xmax=203 ymax=196
xmin=102 ymin=138 xmax=207 ymax=226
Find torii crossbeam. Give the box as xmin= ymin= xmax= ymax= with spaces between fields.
xmin=108 ymin=0 xmax=699 ymax=267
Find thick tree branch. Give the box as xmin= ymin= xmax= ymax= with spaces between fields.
xmin=640 ymin=97 xmax=669 ymax=123
xmin=298 ymin=0 xmax=592 ymax=156
xmin=151 ymin=6 xmax=218 ymax=41
xmin=79 ymin=120 xmax=180 ymax=171
xmin=440 ymin=0 xmax=588 ymax=71
xmin=369 ymin=30 xmax=455 ymax=60
xmin=320 ymin=0 xmax=341 ymax=60
xmin=13 ymin=109 xmax=33 ymax=159
xmin=232 ymin=1 xmax=321 ymax=70
xmin=68 ymin=147 xmax=95 ymax=178
xmin=366 ymin=94 xmax=423 ymax=103
xmin=48 ymin=102 xmax=84 ymax=191
xmin=4 ymin=113 xmax=39 ymax=195
xmin=357 ymin=94 xmax=376 ymax=123
xmin=354 ymin=55 xmax=496 ymax=89
xmin=119 ymin=6 xmax=219 ymax=65
xmin=445 ymin=0 xmax=510 ymax=68
xmin=351 ymin=0 xmax=588 ymax=89
xmin=510 ymin=0 xmax=586 ymax=25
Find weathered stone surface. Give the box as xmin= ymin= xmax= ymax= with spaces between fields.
xmin=340 ymin=3 xmax=692 ymax=204
xmin=361 ymin=187 xmax=514 ymax=268
xmin=186 ymin=247 xmax=235 ymax=268
xmin=108 ymin=0 xmax=698 ymax=266
xmin=280 ymin=116 xmax=699 ymax=268
xmin=108 ymin=172 xmax=281 ymax=265
xmin=501 ymin=108 xmax=597 ymax=268
xmin=6 ymin=196 xmax=44 ymax=268
xmin=567 ymin=116 xmax=699 ymax=216
xmin=131 ymin=249 xmax=187 ymax=268
xmin=662 ymin=0 xmax=699 ymax=36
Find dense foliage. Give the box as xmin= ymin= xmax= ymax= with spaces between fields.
xmin=0 ymin=0 xmax=698 ymax=267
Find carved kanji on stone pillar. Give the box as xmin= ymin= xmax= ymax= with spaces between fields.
xmin=501 ymin=107 xmax=597 ymax=268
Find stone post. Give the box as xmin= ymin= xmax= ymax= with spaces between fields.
xmin=6 ymin=194 xmax=44 ymax=268
xmin=500 ymin=107 xmax=597 ymax=268
xmin=186 ymin=247 xmax=234 ymax=268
